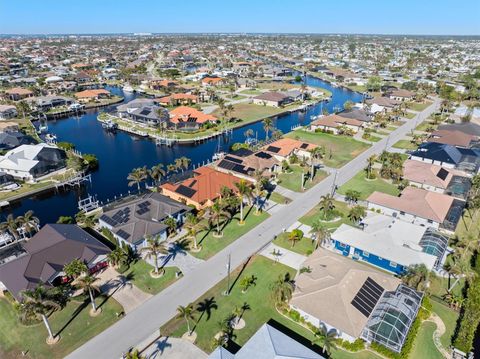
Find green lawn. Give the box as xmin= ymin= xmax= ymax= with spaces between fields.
xmin=410 ymin=321 xmax=442 ymax=359
xmin=363 ymin=134 xmax=382 ymax=142
xmin=268 ymin=191 xmax=291 ymax=204
xmin=212 ymin=103 xmax=286 ymax=122
xmin=277 ymin=165 xmax=328 ymax=192
xmin=431 ymin=300 xmax=459 ymax=349
xmin=0 ymin=180 xmax=54 ymax=201
xmin=0 ymin=294 xmax=123 ymax=359
xmin=338 ymin=170 xmax=400 ymax=200
xmin=392 ymin=139 xmax=418 ymax=150
xmin=285 ymin=130 xmax=370 ymax=168
xmin=332 ymin=349 xmax=382 ymax=359
xmin=191 ymin=207 xmax=269 ymax=260
xmin=273 ymin=232 xmax=315 ymax=256
xmin=122 ymin=260 xmax=180 ymax=295
xmin=408 ymin=101 xmax=433 ymax=112
xmin=429 ymin=276 xmax=465 ymax=300
xmin=239 ymin=89 xmax=262 ymax=95
xmin=299 ymin=200 xmax=355 ymax=232
xmin=405 ymin=112 xmax=417 ymax=119
xmin=415 ymin=121 xmax=436 ymax=132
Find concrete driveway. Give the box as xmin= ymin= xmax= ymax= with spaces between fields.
xmin=141 ymin=337 xmax=208 ymax=359
xmin=260 ymin=243 xmax=307 ymax=270
xmin=97 ymin=267 xmax=152 ymax=313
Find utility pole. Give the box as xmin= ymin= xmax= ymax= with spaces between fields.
xmin=224 ymin=253 xmax=231 ymax=296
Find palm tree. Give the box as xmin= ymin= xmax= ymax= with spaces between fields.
xmin=235 ymin=180 xmax=253 ymax=224
xmin=17 ymin=210 xmax=40 ymax=237
xmin=184 ymin=213 xmax=207 ymax=250
xmin=263 ymin=117 xmax=274 ymax=140
xmin=75 ymin=274 xmax=100 ymax=313
xmin=149 ymin=164 xmax=166 ymax=185
xmin=107 ymin=248 xmax=126 ymax=268
xmin=125 ymin=349 xmax=145 ymax=359
xmin=312 ymin=323 xmax=337 ymax=355
xmin=310 ymin=220 xmax=330 ymax=249
xmin=348 ymin=205 xmax=367 ymax=223
xmin=63 ymin=259 xmax=88 ymax=279
xmin=344 ymin=189 xmax=361 ymax=204
xmin=402 ymin=264 xmax=434 ymax=291
xmin=252 ymin=170 xmax=266 ymax=214
xmin=319 ymin=194 xmax=335 ymax=220
xmin=0 ymin=214 xmax=21 ymax=240
xmin=365 ymin=154 xmax=377 ymax=179
xmin=19 ymin=285 xmax=63 ymax=343
xmin=208 ymin=200 xmax=231 ymax=237
xmin=164 ymin=216 xmax=178 ymax=236
xmin=197 ymin=297 xmax=218 ymax=321
xmin=176 ymin=304 xmax=196 ymax=335
xmin=127 ymin=167 xmax=148 ymax=191
xmin=270 ymin=272 xmax=295 ymax=307
xmin=140 ymin=235 xmax=168 ymax=275
xmin=288 ymin=229 xmax=303 ymax=248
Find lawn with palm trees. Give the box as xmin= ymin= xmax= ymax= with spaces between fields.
xmin=337 ymin=170 xmax=400 ymax=200
xmin=299 ymin=199 xmax=355 ymax=232
xmin=0 ymin=293 xmax=123 ymax=358
xmin=277 ymin=164 xmax=328 ymax=192
xmin=211 ymin=103 xmax=285 ymax=123
xmin=273 ymin=232 xmax=316 ymax=256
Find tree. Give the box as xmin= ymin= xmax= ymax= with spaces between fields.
xmin=348 ymin=205 xmax=367 ymax=223
xmin=271 ymin=272 xmax=295 ymax=307
xmin=263 ymin=117 xmax=274 ymax=140
xmin=17 ymin=210 xmax=39 ymax=237
xmin=319 ymin=194 xmax=335 ymax=220
xmin=288 ymin=229 xmax=304 ymax=248
xmin=0 ymin=214 xmax=21 ymax=240
xmin=235 ymin=179 xmax=253 ymax=224
xmin=19 ymin=285 xmax=63 ymax=343
xmin=75 ymin=274 xmax=100 ymax=313
xmin=208 ymin=200 xmax=231 ymax=237
xmin=140 ymin=235 xmax=168 ymax=275
xmin=343 ymin=100 xmax=354 ymax=110
xmin=402 ymin=264 xmax=434 ymax=291
xmin=149 ymin=164 xmax=166 ymax=185
xmin=252 ymin=170 xmax=267 ymax=214
xmin=184 ymin=213 xmax=207 ymax=250
xmin=310 ymin=220 xmax=330 ymax=249
xmin=365 ymin=154 xmax=377 ymax=179
xmin=127 ymin=167 xmax=148 ymax=191
xmin=57 ymin=216 xmax=74 ymax=224
xmin=239 ymin=275 xmax=257 ymax=293
xmin=366 ymin=76 xmax=382 ymax=92
xmin=164 ymin=216 xmax=178 ymax=236
xmin=196 ymin=297 xmax=218 ymax=321
xmin=312 ymin=323 xmax=338 ymax=355
xmin=344 ymin=189 xmax=361 ymax=204
xmin=125 ymin=349 xmax=145 ymax=359
xmin=176 ymin=304 xmax=196 ymax=335
xmin=63 ymin=259 xmax=88 ymax=279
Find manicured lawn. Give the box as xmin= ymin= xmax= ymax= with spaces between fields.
xmin=212 ymin=103 xmax=285 ymax=122
xmin=285 ymin=130 xmax=370 ymax=168
xmin=0 ymin=180 xmax=54 ymax=201
xmin=408 ymin=101 xmax=433 ymax=112
xmin=299 ymin=200 xmax=355 ymax=232
xmin=239 ymin=89 xmax=262 ymax=95
xmin=405 ymin=112 xmax=417 ymax=119
xmin=277 ymin=165 xmax=328 ymax=192
xmin=273 ymin=232 xmax=315 ymax=256
xmin=332 ymin=348 xmax=382 ymax=359
xmin=268 ymin=191 xmax=291 ymax=204
xmin=415 ymin=121 xmax=436 ymax=132
xmin=363 ymin=134 xmax=382 ymax=142
xmin=338 ymin=170 xmax=400 ymax=200
xmin=431 ymin=300 xmax=459 ymax=349
xmin=392 ymin=139 xmax=417 ymax=150
xmin=191 ymin=207 xmax=270 ymax=260
xmin=410 ymin=321 xmax=442 ymax=359
xmin=122 ymin=260 xmax=180 ymax=295
xmin=429 ymin=276 xmax=465 ymax=300
xmin=0 ymin=294 xmax=123 ymax=359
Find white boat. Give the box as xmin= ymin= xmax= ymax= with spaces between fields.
xmin=45 ymin=133 xmax=57 ymax=143
xmin=123 ymin=85 xmax=134 ymax=92
xmin=212 ymin=152 xmax=226 ymax=161
xmin=69 ymin=103 xmax=84 ymax=111
xmin=331 ymin=82 xmax=338 ymax=87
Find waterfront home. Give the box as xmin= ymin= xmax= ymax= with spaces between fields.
xmin=366 ymin=187 xmax=464 ymax=232
xmin=201 ymin=76 xmax=226 ymax=87
xmin=427 ymin=129 xmax=478 ymax=148
xmin=4 ymin=87 xmax=34 ymax=101
xmin=0 ymin=224 xmax=110 ymax=300
xmin=324 ymin=68 xmax=356 ymax=82
xmin=252 ymin=91 xmax=291 ymax=107
xmin=0 ymin=143 xmax=67 ymax=181
xmin=98 ymin=193 xmax=191 ymax=250
xmin=388 ymin=89 xmax=415 ymax=101
xmin=168 ymin=106 xmax=217 ymax=130
xmin=403 ymin=160 xmax=471 ymax=199
xmin=0 ymin=171 xmax=15 ymax=189
xmin=209 ymin=323 xmax=324 ymax=359
xmin=149 ymin=79 xmax=178 ymax=90
xmin=263 ymin=137 xmax=319 ymax=161
xmin=337 ymin=108 xmax=373 ymax=124
xmin=409 ymin=142 xmax=480 ymax=174
xmin=117 ymin=98 xmax=169 ymax=127
xmin=310 ymin=114 xmax=363 ymax=134
xmin=26 ymin=95 xmax=74 ymax=112
xmin=290 ymin=248 xmax=423 ymax=353
xmin=74 ymin=88 xmax=111 ymax=103
xmin=329 ymin=212 xmax=448 ymax=274
xmin=160 ymin=166 xmax=242 ymax=210
xmin=0 ymin=105 xmax=17 ymax=119
xmin=156 ymin=93 xmax=198 ymax=107
xmin=0 ymin=131 xmax=36 ymax=151
xmin=0 ymin=121 xmax=19 ymax=133
xmin=366 ymin=96 xmax=400 ymax=112
xmin=215 ymin=148 xmax=280 ymax=181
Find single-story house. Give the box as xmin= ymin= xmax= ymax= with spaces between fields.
xmin=0 ymin=131 xmax=36 ymax=151
xmin=337 ymin=108 xmax=373 ymax=124
xmin=0 ymin=143 xmax=67 ymax=181
xmin=168 ymin=106 xmax=217 ymax=129
xmin=367 ymin=187 xmax=464 ymax=232
xmin=310 ymin=114 xmax=363 ymax=134
xmin=388 ymin=89 xmax=415 ymax=101
xmin=253 ymin=92 xmax=291 ymax=107
xmin=0 ymin=105 xmax=18 ymax=119
xmin=329 ymin=212 xmax=448 ymax=274
xmin=201 ymin=77 xmax=226 ymax=87
xmin=366 ymin=97 xmax=400 ymax=112
xmin=427 ymin=129 xmax=478 ymax=148
xmin=74 ymin=89 xmax=111 ymax=103
xmin=263 ymin=138 xmax=319 ymax=161
xmin=98 ymin=192 xmax=191 ymax=250
xmin=0 ymin=224 xmax=110 ymax=300
xmin=26 ymin=95 xmax=74 ymax=112
xmin=5 ymin=87 xmax=34 ymax=101
xmin=438 ymin=123 xmax=480 ymax=137
xmin=117 ymin=98 xmax=169 ymax=127
xmin=215 ymin=148 xmax=279 ymax=181
xmin=156 ymin=93 xmax=199 ymax=107
xmin=0 ymin=121 xmax=19 ymax=133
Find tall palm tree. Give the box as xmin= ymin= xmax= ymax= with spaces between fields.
xmin=348 ymin=205 xmax=367 ymax=224
xmin=107 ymin=248 xmax=126 ymax=268
xmin=0 ymin=214 xmax=21 ymax=240
xmin=140 ymin=235 xmax=168 ymax=275
xmin=17 ymin=210 xmax=40 ymax=237
xmin=270 ymin=272 xmax=295 ymax=307
xmin=149 ymin=164 xmax=166 ymax=185
xmin=263 ymin=117 xmax=274 ymax=140
xmin=19 ymin=285 xmax=63 ymax=343
xmin=75 ymin=274 xmax=100 ymax=313
xmin=319 ymin=194 xmax=335 ymax=220
xmin=312 ymin=323 xmax=337 ymax=355
xmin=310 ymin=220 xmax=330 ymax=249
xmin=252 ymin=170 xmax=266 ymax=214
xmin=288 ymin=229 xmax=303 ymax=248
xmin=365 ymin=154 xmax=377 ymax=179
xmin=235 ymin=180 xmax=253 ymax=224
xmin=127 ymin=167 xmax=148 ymax=191
xmin=208 ymin=200 xmax=231 ymax=237
xmin=176 ymin=304 xmax=196 ymax=335
xmin=63 ymin=259 xmax=88 ymax=279
xmin=184 ymin=213 xmax=207 ymax=250
xmin=402 ymin=264 xmax=434 ymax=291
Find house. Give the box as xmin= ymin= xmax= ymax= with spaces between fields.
xmin=290 ymin=248 xmax=423 ymax=353
xmin=366 ymin=187 xmax=464 ymax=232
xmin=0 ymin=224 xmax=110 ymax=300
xmin=98 ymin=192 xmax=191 ymax=250
xmin=168 ymin=106 xmax=217 ymax=130
xmin=337 ymin=108 xmax=373 ymax=124
xmin=0 ymin=121 xmax=19 ymax=133
xmin=209 ymin=323 xmax=324 ymax=359
xmin=74 ymin=89 xmax=111 ymax=103
xmin=410 ymin=142 xmax=480 ymax=174
xmin=0 ymin=131 xmax=36 ymax=151
xmin=156 ymin=93 xmax=198 ymax=107
xmin=310 ymin=114 xmax=363 ymax=134
xmin=263 ymin=138 xmax=319 ymax=161
xmin=150 ymin=79 xmax=178 ymax=90
xmin=366 ymin=97 xmax=400 ymax=112
xmin=0 ymin=143 xmax=67 ymax=181
xmin=215 ymin=148 xmax=279 ymax=180
xmin=438 ymin=123 xmax=480 ymax=137
xmin=324 ymin=68 xmax=356 ymax=82
xmin=329 ymin=212 xmax=448 ymax=274
xmin=403 ymin=160 xmax=471 ymax=199
xmin=201 ymin=76 xmax=226 ymax=87
xmin=5 ymin=87 xmax=34 ymax=101
xmin=116 ymin=98 xmax=169 ymax=127
xmin=0 ymin=171 xmax=15 ymax=188
xmin=26 ymin=95 xmax=74 ymax=112
xmin=160 ymin=166 xmax=242 ymax=210
xmin=427 ymin=129 xmax=478 ymax=148
xmin=0 ymin=104 xmax=18 ymax=119
xmin=388 ymin=89 xmax=415 ymax=101
xmin=253 ymin=92 xmax=291 ymax=107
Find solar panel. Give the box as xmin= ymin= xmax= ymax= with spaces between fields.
xmin=255 ymin=151 xmax=272 ymax=159
xmin=232 ymin=148 xmax=253 ymax=157
xmin=218 ymin=159 xmax=237 ymax=171
xmin=300 ymin=143 xmax=309 ymax=149
xmin=100 ymin=214 xmax=118 ymax=226
xmin=140 ymin=109 xmax=151 ymax=116
xmin=116 ymin=229 xmax=130 ymax=240
xmin=351 ymin=277 xmax=384 ymax=317
xmin=436 ymin=168 xmax=449 ymax=181
xmin=224 ymin=155 xmax=243 ymax=164
xmin=266 ymin=146 xmax=281 ymax=153
xmin=176 ymin=184 xmax=196 ymax=198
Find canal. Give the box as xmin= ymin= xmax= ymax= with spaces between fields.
xmin=1 ymin=76 xmax=363 ymax=224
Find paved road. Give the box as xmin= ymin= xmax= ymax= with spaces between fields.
xmin=67 ymin=99 xmax=440 ymax=359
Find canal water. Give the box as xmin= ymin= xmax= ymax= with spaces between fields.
xmin=1 ymin=76 xmax=363 ymax=224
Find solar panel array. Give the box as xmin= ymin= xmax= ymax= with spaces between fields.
xmin=254 ymin=151 xmax=272 ymax=159
xmin=224 ymin=155 xmax=243 ymax=164
xmin=176 ymin=184 xmax=197 ymax=198
xmin=217 ymin=159 xmax=252 ymax=175
xmin=116 ymin=229 xmax=130 ymax=240
xmin=351 ymin=277 xmax=385 ymax=317
xmin=436 ymin=168 xmax=449 ymax=181
xmin=136 ymin=200 xmax=151 ymax=216
xmin=266 ymin=146 xmax=281 ymax=153
xmin=100 ymin=208 xmax=131 ymax=227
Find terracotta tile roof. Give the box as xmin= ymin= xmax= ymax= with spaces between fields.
xmin=157 ymin=93 xmax=198 ymax=104
xmin=403 ymin=160 xmax=467 ymax=189
xmin=201 ymin=77 xmax=224 ymax=84
xmin=5 ymin=87 xmax=33 ymax=95
xmin=74 ymin=89 xmax=110 ymax=98
xmin=264 ymin=138 xmax=318 ymax=157
xmin=169 ymin=106 xmax=217 ymax=124
xmin=367 ymin=187 xmax=455 ymax=223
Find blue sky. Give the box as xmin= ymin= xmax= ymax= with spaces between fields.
xmin=1 ymin=0 xmax=479 ymax=35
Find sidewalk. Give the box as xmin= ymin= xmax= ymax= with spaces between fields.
xmin=260 ymin=243 xmax=307 ymax=270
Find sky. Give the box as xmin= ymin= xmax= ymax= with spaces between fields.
xmin=1 ymin=0 xmax=479 ymax=35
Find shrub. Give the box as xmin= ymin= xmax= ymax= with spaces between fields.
xmin=336 ymin=338 xmax=365 ymax=352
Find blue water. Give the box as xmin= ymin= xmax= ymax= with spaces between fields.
xmin=1 ymin=76 xmax=363 ymax=224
